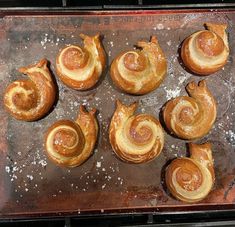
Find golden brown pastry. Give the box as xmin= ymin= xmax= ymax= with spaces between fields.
xmin=3 ymin=59 xmax=56 ymax=121
xmin=181 ymin=23 xmax=229 ymax=75
xmin=56 ymin=34 xmax=106 ymax=90
xmin=45 ymin=106 xmax=98 ymax=168
xmin=109 ymin=100 xmax=164 ymax=163
xmin=165 ymin=142 xmax=215 ymax=203
xmin=163 ymin=80 xmax=216 ymax=140
xmin=110 ymin=36 xmax=167 ymax=95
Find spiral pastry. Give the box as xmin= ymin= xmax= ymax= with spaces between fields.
xmin=110 ymin=36 xmax=167 ymax=95
xmin=181 ymin=23 xmax=229 ymax=75
xmin=165 ymin=142 xmax=215 ymax=203
xmin=56 ymin=33 xmax=106 ymax=90
xmin=45 ymin=106 xmax=98 ymax=168
xmin=109 ymin=100 xmax=164 ymax=163
xmin=163 ymin=80 xmax=216 ymax=140
xmin=3 ymin=59 xmax=56 ymax=121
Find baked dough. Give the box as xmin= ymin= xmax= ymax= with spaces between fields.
xmin=3 ymin=59 xmax=56 ymax=121
xmin=45 ymin=106 xmax=98 ymax=168
xmin=163 ymin=80 xmax=217 ymax=140
xmin=110 ymin=36 xmax=167 ymax=95
xmin=181 ymin=23 xmax=229 ymax=75
xmin=166 ymin=142 xmax=215 ymax=203
xmin=56 ymin=34 xmax=106 ymax=90
xmin=109 ymin=100 xmax=164 ymax=163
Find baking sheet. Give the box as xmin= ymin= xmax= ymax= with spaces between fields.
xmin=0 ymin=9 xmax=235 ymax=218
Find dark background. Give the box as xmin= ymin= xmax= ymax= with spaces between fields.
xmin=0 ymin=0 xmax=235 ymax=7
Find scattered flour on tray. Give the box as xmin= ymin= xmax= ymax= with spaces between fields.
xmin=154 ymin=23 xmax=164 ymax=30
xmin=96 ymin=161 xmax=101 ymax=168
xmin=167 ymin=40 xmax=172 ymax=46
xmin=226 ymin=130 xmax=235 ymax=145
xmin=178 ymin=73 xmax=190 ymax=84
xmin=164 ymin=86 xmax=181 ymax=100
xmin=163 ymin=72 xmax=190 ymax=100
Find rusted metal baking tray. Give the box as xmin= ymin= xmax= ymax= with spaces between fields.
xmin=0 ymin=9 xmax=235 ymax=219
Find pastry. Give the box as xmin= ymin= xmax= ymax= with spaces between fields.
xmin=181 ymin=23 xmax=229 ymax=75
xmin=163 ymin=80 xmax=216 ymax=140
xmin=45 ymin=105 xmax=98 ymax=168
xmin=110 ymin=36 xmax=167 ymax=95
xmin=56 ymin=33 xmax=106 ymax=90
xmin=165 ymin=142 xmax=215 ymax=203
xmin=109 ymin=100 xmax=164 ymax=163
xmin=3 ymin=59 xmax=56 ymax=121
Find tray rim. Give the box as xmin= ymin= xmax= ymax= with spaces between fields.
xmin=1 ymin=6 xmax=235 ymax=18
xmin=0 ymin=2 xmax=235 ymax=12
xmin=1 ymin=7 xmax=235 ymax=220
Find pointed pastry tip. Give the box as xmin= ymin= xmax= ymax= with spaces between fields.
xmin=37 ymin=58 xmax=48 ymax=68
xmin=79 ymin=104 xmax=86 ymax=113
xmin=130 ymin=101 xmax=138 ymax=109
xmin=18 ymin=59 xmax=48 ymax=74
xmin=186 ymin=80 xmax=197 ymax=90
xmin=80 ymin=33 xmax=100 ymax=41
xmin=116 ymin=99 xmax=122 ymax=107
xmin=79 ymin=105 xmax=96 ymax=116
xmin=150 ymin=36 xmax=158 ymax=44
xmin=189 ymin=142 xmax=212 ymax=152
xmin=204 ymin=22 xmax=227 ymax=30
xmin=116 ymin=99 xmax=138 ymax=111
xmin=79 ymin=33 xmax=87 ymax=40
xmin=90 ymin=108 xmax=97 ymax=115
xmin=18 ymin=66 xmax=27 ymax=74
xmin=198 ymin=79 xmax=207 ymax=88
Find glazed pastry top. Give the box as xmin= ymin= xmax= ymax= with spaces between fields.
xmin=3 ymin=59 xmax=56 ymax=121
xmin=166 ymin=143 xmax=215 ymax=203
xmin=110 ymin=36 xmax=167 ymax=95
xmin=109 ymin=100 xmax=164 ymax=163
xmin=56 ymin=33 xmax=106 ymax=90
xmin=163 ymin=80 xmax=217 ymax=140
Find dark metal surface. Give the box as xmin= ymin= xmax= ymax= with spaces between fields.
xmin=0 ymin=9 xmax=235 ymax=219
xmin=1 ymin=4 xmax=235 ymax=11
xmin=0 ymin=0 xmax=235 ymax=11
xmin=1 ymin=0 xmax=235 ymax=9
xmin=2 ymin=210 xmax=235 ymax=226
xmin=103 ymin=3 xmax=235 ymax=9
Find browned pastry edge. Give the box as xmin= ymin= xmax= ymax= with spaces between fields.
xmin=109 ymin=100 xmax=164 ymax=163
xmin=44 ymin=106 xmax=98 ymax=168
xmin=110 ymin=36 xmax=167 ymax=95
xmin=3 ymin=59 xmax=56 ymax=121
xmin=56 ymin=34 xmax=106 ymax=90
xmin=181 ymin=23 xmax=229 ymax=75
xmin=163 ymin=80 xmax=217 ymax=140
xmin=165 ymin=142 xmax=215 ymax=203
xmin=181 ymin=37 xmax=226 ymax=75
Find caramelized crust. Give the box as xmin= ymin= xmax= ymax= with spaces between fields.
xmin=181 ymin=23 xmax=229 ymax=75
xmin=45 ymin=106 xmax=98 ymax=168
xmin=163 ymin=80 xmax=217 ymax=140
xmin=3 ymin=59 xmax=56 ymax=121
xmin=109 ymin=100 xmax=164 ymax=163
xmin=56 ymin=34 xmax=106 ymax=90
xmin=110 ymin=36 xmax=167 ymax=95
xmin=165 ymin=142 xmax=215 ymax=203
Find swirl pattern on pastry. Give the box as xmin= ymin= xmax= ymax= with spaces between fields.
xmin=3 ymin=59 xmax=56 ymax=121
xmin=45 ymin=106 xmax=98 ymax=168
xmin=181 ymin=23 xmax=229 ymax=75
xmin=163 ymin=80 xmax=216 ymax=140
xmin=109 ymin=100 xmax=164 ymax=163
xmin=165 ymin=142 xmax=215 ymax=203
xmin=56 ymin=33 xmax=106 ymax=90
xmin=110 ymin=36 xmax=167 ymax=95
